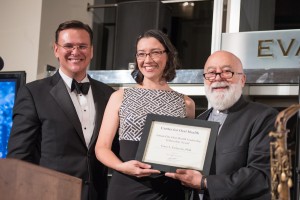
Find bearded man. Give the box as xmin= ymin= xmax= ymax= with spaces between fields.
xmin=166 ymin=51 xmax=278 ymax=200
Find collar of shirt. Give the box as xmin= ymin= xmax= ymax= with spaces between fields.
xmin=212 ymin=109 xmax=228 ymax=115
xmin=59 ymin=69 xmax=89 ymax=90
xmin=208 ymin=108 xmax=228 ymax=126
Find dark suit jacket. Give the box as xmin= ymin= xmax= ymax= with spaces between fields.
xmin=197 ymin=96 xmax=278 ymax=200
xmin=7 ymin=72 xmax=117 ymax=200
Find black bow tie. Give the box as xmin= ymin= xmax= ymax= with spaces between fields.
xmin=71 ymin=79 xmax=90 ymax=95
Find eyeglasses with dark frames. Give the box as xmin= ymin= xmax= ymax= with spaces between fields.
xmin=136 ymin=50 xmax=166 ymax=60
xmin=203 ymin=71 xmax=243 ymax=81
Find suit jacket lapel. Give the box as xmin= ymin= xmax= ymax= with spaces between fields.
xmin=49 ymin=73 xmax=87 ymax=147
xmin=197 ymin=108 xmax=213 ymax=120
xmin=88 ymin=77 xmax=107 ymax=149
xmin=216 ymin=96 xmax=246 ymax=141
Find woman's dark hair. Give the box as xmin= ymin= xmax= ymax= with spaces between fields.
xmin=131 ymin=29 xmax=180 ymax=84
xmin=55 ymin=20 xmax=93 ymax=44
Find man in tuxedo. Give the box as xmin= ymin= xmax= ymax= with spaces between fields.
xmin=7 ymin=20 xmax=118 ymax=200
xmin=166 ymin=51 xmax=278 ymax=199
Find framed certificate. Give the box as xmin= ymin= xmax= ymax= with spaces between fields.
xmin=135 ymin=114 xmax=219 ymax=175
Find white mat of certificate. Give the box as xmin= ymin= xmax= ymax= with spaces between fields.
xmin=142 ymin=121 xmax=211 ymax=171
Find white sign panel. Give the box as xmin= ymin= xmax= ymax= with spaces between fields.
xmin=221 ymin=29 xmax=300 ymax=69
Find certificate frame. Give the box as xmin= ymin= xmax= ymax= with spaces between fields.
xmin=136 ymin=114 xmax=219 ymax=175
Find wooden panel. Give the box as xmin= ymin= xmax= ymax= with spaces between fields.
xmin=0 ymin=158 xmax=82 ymax=200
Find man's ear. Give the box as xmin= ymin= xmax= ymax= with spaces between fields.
xmin=53 ymin=43 xmax=59 ymax=59
xmin=241 ymin=74 xmax=246 ymax=87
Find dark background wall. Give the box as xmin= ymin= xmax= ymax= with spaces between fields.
xmin=113 ymin=0 xmax=171 ymax=69
xmin=90 ymin=0 xmax=213 ymax=70
xmin=90 ymin=0 xmax=300 ymax=71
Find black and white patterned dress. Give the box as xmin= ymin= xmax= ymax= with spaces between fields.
xmin=107 ymin=88 xmax=187 ymax=200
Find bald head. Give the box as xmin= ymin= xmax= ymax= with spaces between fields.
xmin=204 ymin=50 xmax=243 ymax=73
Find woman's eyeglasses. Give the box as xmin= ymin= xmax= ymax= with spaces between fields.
xmin=136 ymin=50 xmax=166 ymax=60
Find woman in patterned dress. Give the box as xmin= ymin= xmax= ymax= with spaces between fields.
xmin=95 ymin=29 xmax=195 ymax=200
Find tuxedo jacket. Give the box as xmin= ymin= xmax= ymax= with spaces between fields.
xmin=197 ymin=96 xmax=278 ymax=200
xmin=7 ymin=72 xmax=118 ymax=200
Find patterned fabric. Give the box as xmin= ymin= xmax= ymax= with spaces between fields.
xmin=119 ymin=88 xmax=186 ymax=141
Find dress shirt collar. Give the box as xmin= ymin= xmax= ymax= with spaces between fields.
xmin=59 ymin=69 xmax=89 ymax=90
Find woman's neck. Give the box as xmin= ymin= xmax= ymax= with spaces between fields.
xmin=138 ymin=79 xmax=171 ymax=91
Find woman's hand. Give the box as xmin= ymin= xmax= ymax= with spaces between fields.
xmin=116 ymin=160 xmax=161 ymax=178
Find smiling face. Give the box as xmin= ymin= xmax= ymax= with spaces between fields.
xmin=136 ymin=37 xmax=168 ymax=82
xmin=54 ymin=28 xmax=93 ymax=80
xmin=204 ymin=51 xmax=246 ymax=110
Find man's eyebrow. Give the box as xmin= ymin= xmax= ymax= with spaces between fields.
xmin=206 ymin=65 xmax=232 ymax=70
xmin=206 ymin=66 xmax=216 ymax=70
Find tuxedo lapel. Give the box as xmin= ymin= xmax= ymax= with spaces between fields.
xmin=49 ymin=73 xmax=87 ymax=147
xmin=88 ymin=78 xmax=106 ymax=149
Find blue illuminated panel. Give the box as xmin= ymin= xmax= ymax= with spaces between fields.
xmin=0 ymin=80 xmax=16 ymax=158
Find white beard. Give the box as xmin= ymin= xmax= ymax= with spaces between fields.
xmin=205 ymin=81 xmax=243 ymax=111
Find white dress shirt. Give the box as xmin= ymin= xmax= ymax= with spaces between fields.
xmin=59 ymin=69 xmax=96 ymax=147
